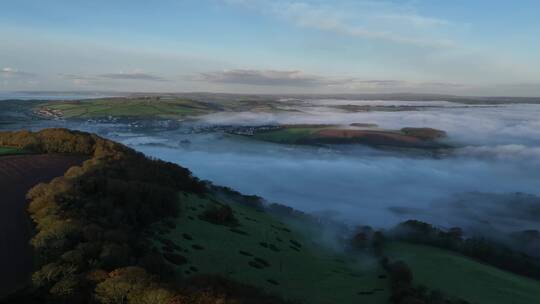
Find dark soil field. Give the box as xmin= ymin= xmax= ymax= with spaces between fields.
xmin=0 ymin=154 xmax=84 ymax=296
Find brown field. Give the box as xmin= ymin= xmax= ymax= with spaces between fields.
xmin=316 ymin=129 xmax=422 ymax=145
xmin=0 ymin=155 xmax=84 ymax=296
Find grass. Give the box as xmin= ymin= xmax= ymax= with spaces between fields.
xmin=0 ymin=147 xmax=27 ymax=156
xmin=39 ymin=98 xmax=215 ymax=119
xmin=251 ymin=127 xmax=327 ymax=144
xmin=153 ymin=194 xmax=390 ymax=304
xmin=385 ymin=242 xmax=540 ymax=304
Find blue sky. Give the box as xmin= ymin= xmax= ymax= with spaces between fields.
xmin=1 ymin=0 xmax=539 ymax=95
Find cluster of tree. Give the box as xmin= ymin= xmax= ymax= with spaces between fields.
xmin=390 ymin=220 xmax=540 ymax=280
xmin=381 ymin=258 xmax=470 ymax=304
xmin=1 ymin=129 xmax=292 ymax=304
xmin=0 ymin=129 xmax=114 ymax=155
xmin=200 ymin=204 xmax=238 ymax=227
xmin=349 ymin=226 xmax=385 ymax=256
xmin=344 ymin=223 xmax=470 ymax=303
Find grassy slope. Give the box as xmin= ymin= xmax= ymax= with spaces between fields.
xmin=386 ymin=242 xmax=540 ymax=304
xmin=0 ymin=147 xmax=26 ymax=156
xmin=251 ymin=127 xmax=327 ymax=144
xmin=42 ymin=99 xmax=213 ymax=119
xmin=154 ymin=194 xmax=390 ymax=304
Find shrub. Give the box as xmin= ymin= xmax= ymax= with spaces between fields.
xmin=200 ymin=204 xmax=238 ymax=226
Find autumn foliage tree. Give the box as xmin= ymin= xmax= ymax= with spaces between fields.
xmin=1 ymin=129 xmax=293 ymax=304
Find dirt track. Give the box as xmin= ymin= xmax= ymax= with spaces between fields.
xmin=0 ymin=154 xmax=84 ymax=297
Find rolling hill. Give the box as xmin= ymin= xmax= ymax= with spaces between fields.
xmin=0 ymin=128 xmax=539 ymax=304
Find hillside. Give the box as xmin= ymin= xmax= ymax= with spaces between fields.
xmin=152 ymin=193 xmax=389 ymax=304
xmin=35 ymin=98 xmax=215 ymax=119
xmin=33 ymin=97 xmax=296 ymax=120
xmin=0 ymin=128 xmax=387 ymax=304
xmin=386 ymin=242 xmax=540 ymax=304
xmin=1 ymin=129 xmax=539 ymax=304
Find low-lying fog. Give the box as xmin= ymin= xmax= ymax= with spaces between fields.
xmin=14 ymin=99 xmax=540 ymax=235
xmin=108 ymin=100 xmax=540 ymax=234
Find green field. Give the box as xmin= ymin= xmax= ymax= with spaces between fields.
xmin=251 ymin=126 xmax=329 ymax=144
xmin=0 ymin=146 xmax=26 ymax=156
xmin=37 ymin=97 xmax=298 ymax=120
xmin=386 ymin=242 xmax=540 ymax=304
xmin=39 ymin=98 xmax=216 ymax=119
xmin=153 ymin=194 xmax=390 ymax=304
xmin=248 ymin=125 xmax=450 ymax=151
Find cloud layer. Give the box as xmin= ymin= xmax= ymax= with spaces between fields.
xmin=1 ymin=67 xmax=36 ymax=78
xmin=198 ymin=69 xmax=329 ymax=87
xmin=197 ymin=69 xmax=466 ymax=92
xmin=98 ymin=72 xmax=168 ymax=82
xmin=59 ymin=72 xmax=168 ymax=86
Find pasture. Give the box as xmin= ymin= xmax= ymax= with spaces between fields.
xmin=153 ymin=193 xmax=390 ymax=304
xmin=251 ymin=126 xmax=327 ymax=144
xmin=39 ymin=98 xmax=215 ymax=119
xmin=385 ymin=242 xmax=540 ymax=304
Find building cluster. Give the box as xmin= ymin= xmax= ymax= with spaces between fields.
xmin=35 ymin=108 xmax=64 ymax=120
xmin=189 ymin=125 xmax=281 ymax=136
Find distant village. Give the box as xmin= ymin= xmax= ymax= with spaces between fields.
xmin=190 ymin=125 xmax=282 ymax=136
xmin=33 ymin=107 xmax=282 ymax=136
xmin=34 ymin=107 xmax=64 ymax=120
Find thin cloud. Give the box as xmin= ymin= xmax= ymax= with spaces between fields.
xmin=353 ymin=80 xmax=407 ymax=86
xmin=59 ymin=72 xmax=169 ymax=86
xmin=98 ymin=72 xmax=168 ymax=82
xmin=197 ymin=69 xmax=337 ymax=87
xmin=59 ymin=74 xmax=98 ymax=81
xmin=376 ymin=13 xmax=451 ymax=28
xmin=222 ymin=0 xmax=455 ymax=48
xmin=196 ymin=69 xmax=469 ymax=92
xmin=1 ymin=67 xmax=36 ymax=78
xmin=59 ymin=73 xmax=103 ymax=86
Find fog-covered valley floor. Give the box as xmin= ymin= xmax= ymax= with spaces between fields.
xmin=86 ymin=99 xmax=540 ymax=235
xmin=6 ymin=99 xmax=540 ymax=236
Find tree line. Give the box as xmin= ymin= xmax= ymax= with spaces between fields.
xmin=0 ymin=129 xmax=293 ymax=304
xmin=390 ymin=220 xmax=540 ymax=280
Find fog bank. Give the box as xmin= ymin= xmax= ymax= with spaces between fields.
xmin=99 ymin=100 xmax=540 ymax=233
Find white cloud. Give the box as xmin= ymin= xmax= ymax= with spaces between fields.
xmin=59 ymin=71 xmax=169 ymax=86
xmin=98 ymin=72 xmax=168 ymax=82
xmin=196 ymin=69 xmax=471 ymax=94
xmin=221 ymin=0 xmax=455 ymax=48
xmin=197 ymin=69 xmax=338 ymax=86
xmin=375 ymin=13 xmax=450 ymax=28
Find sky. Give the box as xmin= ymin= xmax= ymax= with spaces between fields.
xmin=1 ymin=0 xmax=539 ymax=96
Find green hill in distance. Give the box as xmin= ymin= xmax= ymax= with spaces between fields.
xmin=35 ymin=98 xmax=215 ymax=119
xmin=33 ymin=96 xmax=295 ymax=120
